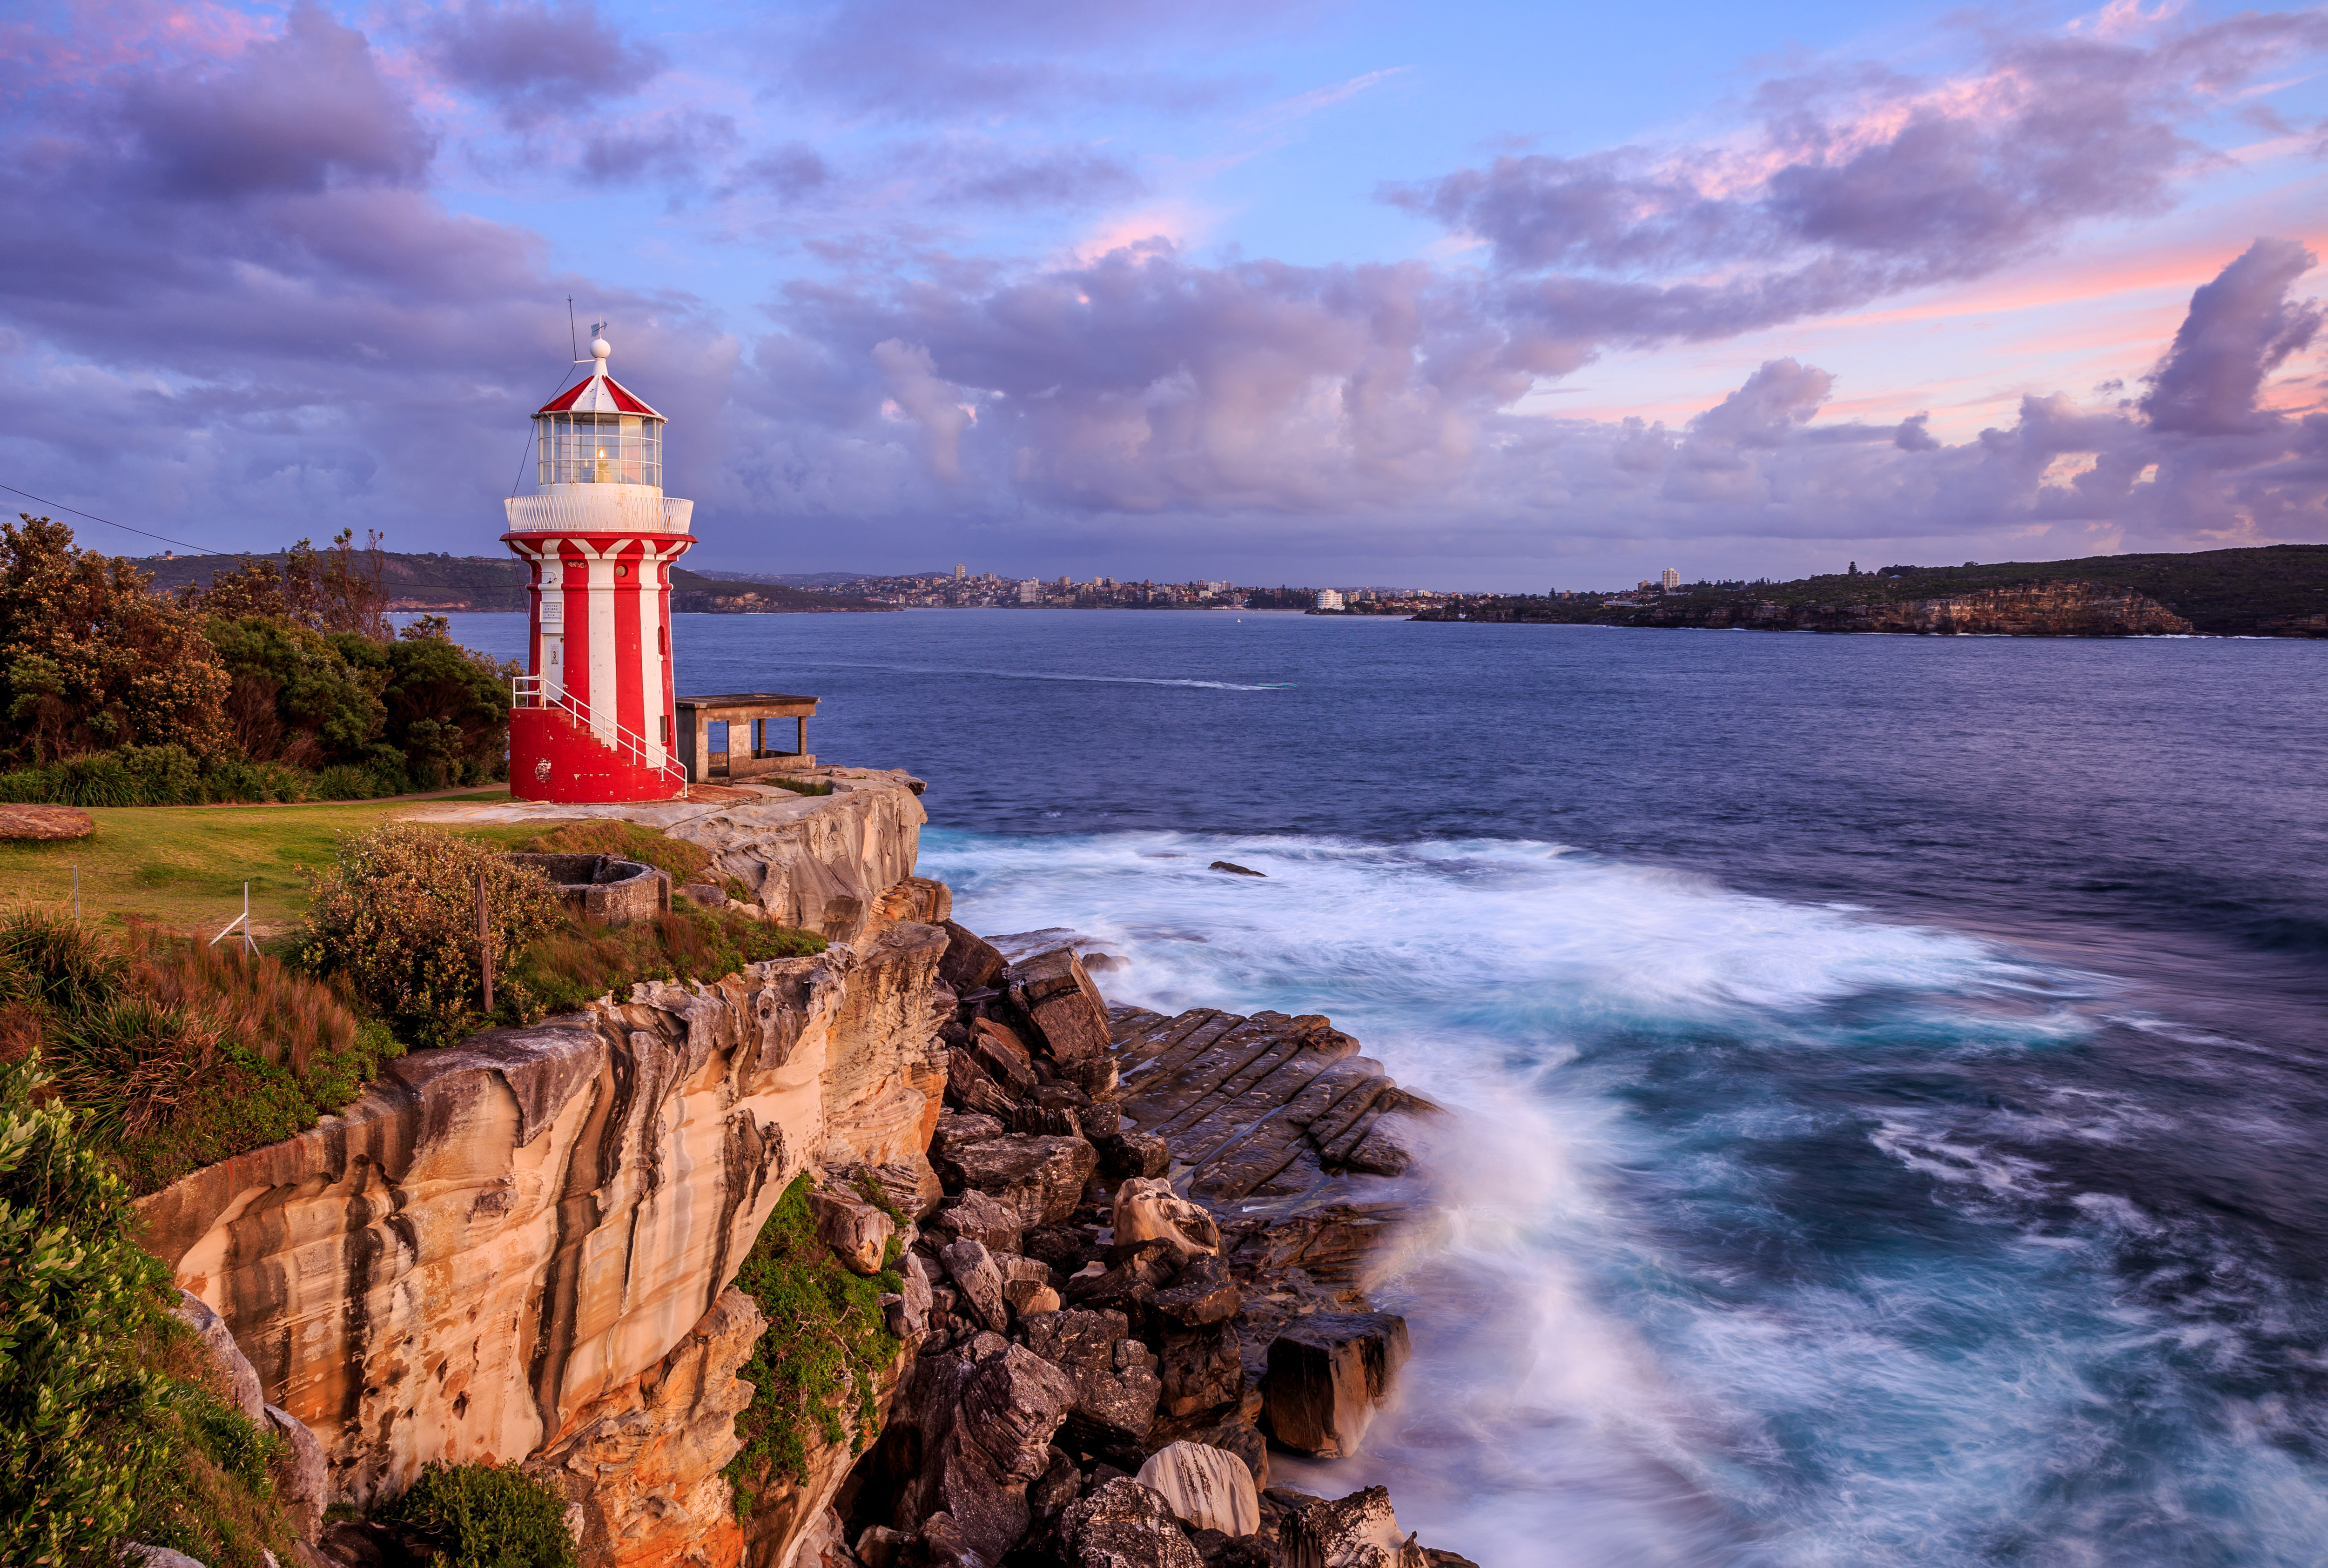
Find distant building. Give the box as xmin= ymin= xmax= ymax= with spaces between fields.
xmin=954 ymin=563 xmax=966 ymax=579
xmin=1661 ymin=568 xmax=1680 ymax=590
xmin=1018 ymin=579 xmax=1040 ymax=603
xmin=1317 ymin=589 xmax=1345 ymax=610
xmin=1059 ymin=574 xmax=1072 ymax=588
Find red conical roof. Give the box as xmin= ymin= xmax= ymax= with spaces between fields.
xmin=537 ymin=369 xmax=663 ymax=418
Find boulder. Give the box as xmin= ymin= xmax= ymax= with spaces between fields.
xmin=1008 ymin=948 xmax=1114 ymax=1070
xmin=1136 ymin=1441 xmax=1261 ymax=1539
xmin=0 ymin=804 xmax=93 ymax=841
xmin=1100 ymin=1130 xmax=1171 ymax=1180
xmin=930 ymin=1190 xmax=1024 ymax=1255
xmin=1152 ymin=1255 xmax=1240 ymax=1327
xmin=939 ymin=920 xmax=1008 ymax=992
xmin=952 ymin=1134 xmax=1100 ymax=1228
xmin=1113 ymin=1178 xmax=1221 ymax=1262
xmin=1209 ymin=861 xmax=1265 ymax=877
xmin=1011 ymin=1104 xmax=1085 ymax=1138
xmin=845 ymin=1159 xmax=946 ymax=1222
xmin=930 ymin=1112 xmax=1006 ymax=1187
xmin=1277 ymin=1485 xmax=1429 ymax=1568
xmin=938 ymin=1238 xmax=1011 ymax=1332
xmin=1262 ymin=1313 xmax=1410 ymax=1459
xmin=1057 ymin=1477 xmax=1205 ymax=1568
xmin=1159 ymin=1323 xmax=1244 ymax=1419
xmin=969 ymin=1018 xmax=1040 ymax=1098
xmin=174 ymin=1291 xmax=263 ymax=1421
xmin=1030 ymin=1445 xmax=1083 ymax=1522
xmin=855 ymin=1525 xmax=908 ymax=1568
xmin=265 ymin=1402 xmax=329 ymax=1542
xmin=1172 ymin=1421 xmax=1267 ymax=1492
xmin=897 ymin=1332 xmax=1078 ymax=1568
xmin=808 ymin=1187 xmax=896 ymax=1276
xmin=1079 ymin=1100 xmax=1125 ymax=1139
xmin=1065 ymin=1241 xmax=1177 ymax=1326
xmin=999 ymin=1255 xmax=1063 ymax=1318
xmin=1020 ymin=1309 xmax=1163 ymax=1447
xmin=944 ymin=1050 xmax=1019 ymax=1119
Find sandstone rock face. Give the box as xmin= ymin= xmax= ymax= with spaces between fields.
xmin=1135 ymin=1442 xmax=1260 ymax=1538
xmin=1278 ymin=1485 xmax=1428 ymax=1568
xmin=136 ymin=921 xmax=950 ymax=1517
xmin=1113 ymin=1178 xmax=1221 ymax=1262
xmin=530 ymin=1287 xmax=765 ymax=1568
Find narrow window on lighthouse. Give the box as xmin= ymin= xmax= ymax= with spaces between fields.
xmin=659 ymin=624 xmax=667 ymax=654
xmin=661 ymin=714 xmax=672 ymax=745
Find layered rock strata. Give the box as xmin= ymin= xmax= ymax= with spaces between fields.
xmin=135 ymin=919 xmax=951 ymax=1565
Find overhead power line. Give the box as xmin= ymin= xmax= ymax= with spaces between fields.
xmin=0 ymin=482 xmax=235 ymax=559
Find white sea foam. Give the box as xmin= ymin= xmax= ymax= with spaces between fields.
xmin=923 ymin=828 xmax=2328 ymax=1566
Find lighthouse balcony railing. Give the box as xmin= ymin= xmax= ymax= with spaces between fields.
xmin=511 ymin=677 xmax=686 ymax=786
xmin=504 ymin=491 xmax=695 ymax=534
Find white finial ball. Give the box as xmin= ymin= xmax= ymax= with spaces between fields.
xmin=589 ymin=334 xmax=612 ymax=360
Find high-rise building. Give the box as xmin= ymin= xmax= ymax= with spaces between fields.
xmin=1661 ymin=568 xmax=1680 ymax=590
xmin=1018 ymin=579 xmax=1040 ymax=603
xmin=1316 ymin=589 xmax=1345 ymax=610
xmin=1059 ymin=574 xmax=1072 ymax=588
xmin=954 ymin=563 xmax=966 ymax=579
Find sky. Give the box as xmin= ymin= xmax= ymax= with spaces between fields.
xmin=1 ymin=0 xmax=2325 ymax=589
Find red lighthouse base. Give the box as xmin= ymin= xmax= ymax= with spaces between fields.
xmin=509 ymin=706 xmax=687 ymax=804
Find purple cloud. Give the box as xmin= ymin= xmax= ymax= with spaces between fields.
xmin=419 ymin=0 xmax=666 ymax=127
xmin=2141 ymin=237 xmax=2325 ymax=436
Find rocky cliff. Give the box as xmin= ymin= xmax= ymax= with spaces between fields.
xmin=1630 ymin=579 xmax=2193 ymax=635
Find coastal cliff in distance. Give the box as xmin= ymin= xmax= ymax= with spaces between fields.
xmin=1406 ymin=542 xmax=2328 ymax=636
xmin=1629 ymin=580 xmax=2195 ymax=636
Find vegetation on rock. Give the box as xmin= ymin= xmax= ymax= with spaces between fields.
xmin=0 ymin=910 xmax=399 ymax=1193
xmin=299 ymin=823 xmax=564 ymax=1047
xmin=498 ymin=906 xmax=826 ymax=1023
xmin=726 ymin=1173 xmax=902 ymax=1512
xmin=374 ymin=1461 xmax=577 ymax=1568
xmin=0 ymin=518 xmax=516 ymax=804
xmin=0 ymin=1050 xmax=297 ymax=1566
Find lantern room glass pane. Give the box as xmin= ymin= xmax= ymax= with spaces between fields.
xmin=538 ymin=413 xmax=662 ymax=485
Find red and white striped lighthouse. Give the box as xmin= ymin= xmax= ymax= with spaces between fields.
xmin=503 ymin=328 xmax=693 ymax=802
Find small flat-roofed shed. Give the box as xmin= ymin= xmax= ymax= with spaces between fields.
xmin=674 ymin=693 xmax=817 ymax=782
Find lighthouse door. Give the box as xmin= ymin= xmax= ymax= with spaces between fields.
xmin=544 ymin=635 xmax=565 ymax=697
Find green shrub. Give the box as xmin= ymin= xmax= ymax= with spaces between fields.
xmin=0 ymin=911 xmax=402 ymax=1193
xmin=499 ymin=907 xmax=826 ymax=1025
xmin=508 ymin=819 xmax=713 ymax=886
xmin=375 ymin=1461 xmax=576 ymax=1568
xmin=300 ymin=824 xmax=562 ymax=1047
xmin=0 ymin=745 xmax=411 ymax=806
xmin=725 ymin=1174 xmax=900 ymax=1512
xmin=0 ymin=1053 xmax=172 ymax=1566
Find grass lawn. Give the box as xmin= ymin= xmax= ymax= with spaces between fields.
xmin=0 ymin=791 xmax=553 ymax=943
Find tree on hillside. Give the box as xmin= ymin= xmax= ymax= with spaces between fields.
xmin=0 ymin=516 xmax=229 ymax=765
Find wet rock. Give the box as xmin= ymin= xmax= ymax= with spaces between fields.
xmin=1276 ymin=1485 xmax=1428 ymax=1568
xmin=896 ymin=1332 xmax=1077 ymax=1568
xmin=1057 ymin=1476 xmax=1205 ymax=1568
xmin=952 ymin=1133 xmax=1101 ymax=1227
xmin=1209 ymin=861 xmax=1265 ymax=877
xmin=1262 ymin=1314 xmax=1410 ymax=1459
xmin=938 ymin=920 xmax=1007 ymax=992
xmin=1137 ymin=1441 xmax=1262 ymax=1538
xmin=1113 ymin=1177 xmax=1223 ymax=1262
xmin=1020 ymin=1308 xmax=1163 ymax=1447
xmin=930 ymin=1190 xmax=1024 ymax=1256
xmin=1152 ymin=1255 xmax=1240 ymax=1327
xmin=1099 ymin=1130 xmax=1172 ymax=1180
xmin=939 ymin=1238 xmax=1010 ymax=1332
xmin=1159 ymin=1322 xmax=1244 ymax=1419
xmin=809 ymin=1187 xmax=897 ymax=1276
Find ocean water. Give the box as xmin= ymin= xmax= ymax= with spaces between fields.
xmin=443 ymin=608 xmax=2328 ymax=1566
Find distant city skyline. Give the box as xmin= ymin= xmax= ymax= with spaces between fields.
xmin=2 ymin=1 xmax=2324 ymax=590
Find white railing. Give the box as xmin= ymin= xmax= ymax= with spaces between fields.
xmin=503 ymin=489 xmax=694 ymax=534
xmin=512 ymin=677 xmax=686 ymax=786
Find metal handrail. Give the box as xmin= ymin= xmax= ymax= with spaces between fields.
xmin=512 ymin=677 xmax=686 ymax=785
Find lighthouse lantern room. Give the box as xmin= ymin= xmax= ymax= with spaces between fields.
xmin=503 ymin=328 xmax=694 ymax=803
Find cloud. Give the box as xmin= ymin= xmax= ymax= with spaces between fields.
xmin=1385 ymin=11 xmax=2328 ymax=349
xmin=578 ymin=110 xmax=740 ymax=187
xmin=2141 ymin=236 xmax=2325 ymax=434
xmin=418 ymin=0 xmax=666 ymax=128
